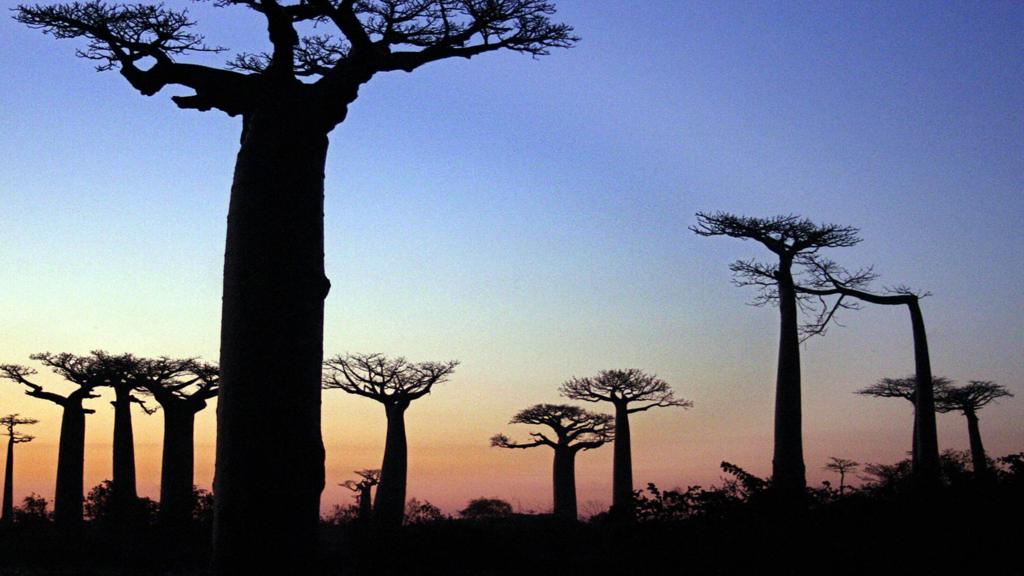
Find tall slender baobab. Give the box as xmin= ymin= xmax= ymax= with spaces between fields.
xmin=800 ymin=256 xmax=944 ymax=489
xmin=936 ymin=381 xmax=1013 ymax=479
xmin=559 ymin=369 xmax=691 ymax=517
xmin=323 ymin=353 xmax=457 ymax=528
xmin=340 ymin=469 xmax=380 ymax=523
xmin=491 ymin=404 xmax=613 ymax=520
xmin=856 ymin=376 xmax=951 ymax=470
xmin=691 ymin=212 xmax=863 ymax=500
xmin=1 ymin=414 xmax=38 ymax=524
xmin=132 ymin=357 xmax=220 ymax=527
xmin=0 ymin=354 xmax=103 ymax=528
xmin=16 ymin=2 xmax=574 ymax=568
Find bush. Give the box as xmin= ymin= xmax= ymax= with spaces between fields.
xmin=405 ymin=498 xmax=446 ymax=525
xmin=459 ymin=498 xmax=514 ymax=520
xmin=13 ymin=493 xmax=50 ymax=525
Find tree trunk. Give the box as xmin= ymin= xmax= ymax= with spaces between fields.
xmin=611 ymin=402 xmax=633 ymax=517
xmin=964 ymin=410 xmax=989 ymax=479
xmin=160 ymin=407 xmax=197 ymax=527
xmin=2 ymin=436 xmax=13 ymax=524
xmin=112 ymin=386 xmax=138 ymax=504
xmin=772 ymin=258 xmax=806 ymax=500
xmin=552 ymin=447 xmax=577 ymax=520
xmin=911 ymin=408 xmax=919 ymax=468
xmin=212 ymin=102 xmax=330 ymax=575
xmin=53 ymin=402 xmax=87 ymax=528
xmin=374 ymin=403 xmax=408 ymax=528
xmin=908 ymin=300 xmax=940 ymax=489
xmin=358 ymin=485 xmax=373 ymax=521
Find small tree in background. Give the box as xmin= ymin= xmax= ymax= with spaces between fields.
xmin=459 ymin=498 xmax=514 ymax=521
xmin=560 ymin=369 xmax=691 ymax=518
xmin=936 ymin=381 xmax=1013 ymax=480
xmin=323 ymin=353 xmax=458 ymax=528
xmin=492 ymin=404 xmax=614 ymax=520
xmin=1 ymin=414 xmax=38 ymax=525
xmin=856 ymin=376 xmax=952 ymax=468
xmin=340 ymin=469 xmax=380 ymax=523
xmin=822 ymin=457 xmax=859 ymax=495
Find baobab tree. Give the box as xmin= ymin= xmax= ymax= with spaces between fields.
xmin=0 ymin=353 xmax=103 ymax=528
xmin=16 ymin=1 xmax=574 ymax=568
xmin=340 ymin=469 xmax=380 ymax=523
xmin=1 ymin=414 xmax=38 ymax=524
xmin=491 ymin=404 xmax=613 ymax=520
xmin=856 ymin=376 xmax=952 ymax=470
xmin=822 ymin=457 xmax=859 ymax=495
xmin=131 ymin=357 xmax=220 ymax=527
xmin=691 ymin=212 xmax=863 ymax=500
xmin=559 ymin=369 xmax=691 ymax=517
xmin=323 ymin=353 xmax=458 ymax=528
xmin=799 ymin=256 xmax=944 ymax=489
xmin=936 ymin=381 xmax=1013 ymax=480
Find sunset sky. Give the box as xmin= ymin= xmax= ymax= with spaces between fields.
xmin=1 ymin=1 xmax=1021 ymax=515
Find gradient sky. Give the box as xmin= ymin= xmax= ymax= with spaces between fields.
xmin=1 ymin=1 xmax=1022 ymax=515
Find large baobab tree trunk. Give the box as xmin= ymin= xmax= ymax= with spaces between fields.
xmin=213 ymin=104 xmax=329 ymax=573
xmin=54 ymin=401 xmax=88 ymax=528
xmin=2 ymin=436 xmax=13 ymax=523
xmin=161 ymin=408 xmax=197 ymax=527
xmin=611 ymin=402 xmax=633 ymax=516
xmin=964 ymin=410 xmax=989 ymax=479
xmin=374 ymin=403 xmax=409 ymax=528
xmin=908 ymin=300 xmax=940 ymax=487
xmin=773 ymin=260 xmax=806 ymax=500
xmin=552 ymin=448 xmax=577 ymax=520
xmin=112 ymin=388 xmax=138 ymax=503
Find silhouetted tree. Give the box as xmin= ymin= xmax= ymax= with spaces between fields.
xmin=131 ymin=357 xmax=220 ymax=527
xmin=404 ymin=498 xmax=446 ymax=525
xmin=936 ymin=381 xmax=1013 ymax=479
xmin=691 ymin=212 xmax=862 ymax=500
xmin=90 ymin=352 xmax=157 ymax=515
xmin=459 ymin=497 xmax=513 ymax=520
xmin=16 ymin=2 xmax=575 ymax=569
xmin=801 ymin=257 xmax=944 ymax=488
xmin=491 ymin=404 xmax=613 ymax=520
xmin=559 ymin=369 xmax=691 ymax=518
xmin=856 ymin=375 xmax=951 ymax=469
xmin=340 ymin=469 xmax=380 ymax=522
xmin=0 ymin=353 xmax=103 ymax=528
xmin=822 ymin=457 xmax=859 ymax=495
xmin=1 ymin=414 xmax=38 ymax=524
xmin=13 ymin=493 xmax=50 ymax=526
xmin=323 ymin=353 xmax=458 ymax=528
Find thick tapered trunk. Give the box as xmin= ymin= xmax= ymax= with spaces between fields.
xmin=908 ymin=301 xmax=940 ymax=488
xmin=160 ymin=408 xmax=197 ymax=527
xmin=112 ymin=386 xmax=138 ymax=504
xmin=374 ymin=404 xmax=408 ymax=528
xmin=552 ymin=447 xmax=577 ymax=520
xmin=964 ymin=410 xmax=989 ymax=479
xmin=53 ymin=403 xmax=87 ymax=528
xmin=772 ymin=259 xmax=806 ymax=500
xmin=358 ymin=486 xmax=373 ymax=521
xmin=611 ymin=402 xmax=633 ymax=517
xmin=911 ymin=409 xmax=919 ymax=468
xmin=213 ymin=103 xmax=330 ymax=574
xmin=2 ymin=436 xmax=13 ymax=523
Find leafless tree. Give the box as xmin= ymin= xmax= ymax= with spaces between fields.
xmin=131 ymin=357 xmax=220 ymax=527
xmin=1 ymin=414 xmax=38 ymax=524
xmin=323 ymin=353 xmax=457 ymax=528
xmin=936 ymin=381 xmax=1013 ymax=479
xmin=340 ymin=469 xmax=380 ymax=522
xmin=559 ymin=369 xmax=691 ymax=518
xmin=799 ymin=255 xmax=944 ymax=489
xmin=691 ymin=212 xmax=863 ymax=500
xmin=0 ymin=354 xmax=104 ymax=528
xmin=822 ymin=457 xmax=859 ymax=495
xmin=856 ymin=376 xmax=952 ymax=469
xmin=491 ymin=404 xmax=613 ymax=520
xmin=16 ymin=2 xmax=575 ymax=569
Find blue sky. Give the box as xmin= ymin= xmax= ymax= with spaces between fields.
xmin=1 ymin=0 xmax=1021 ymax=512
